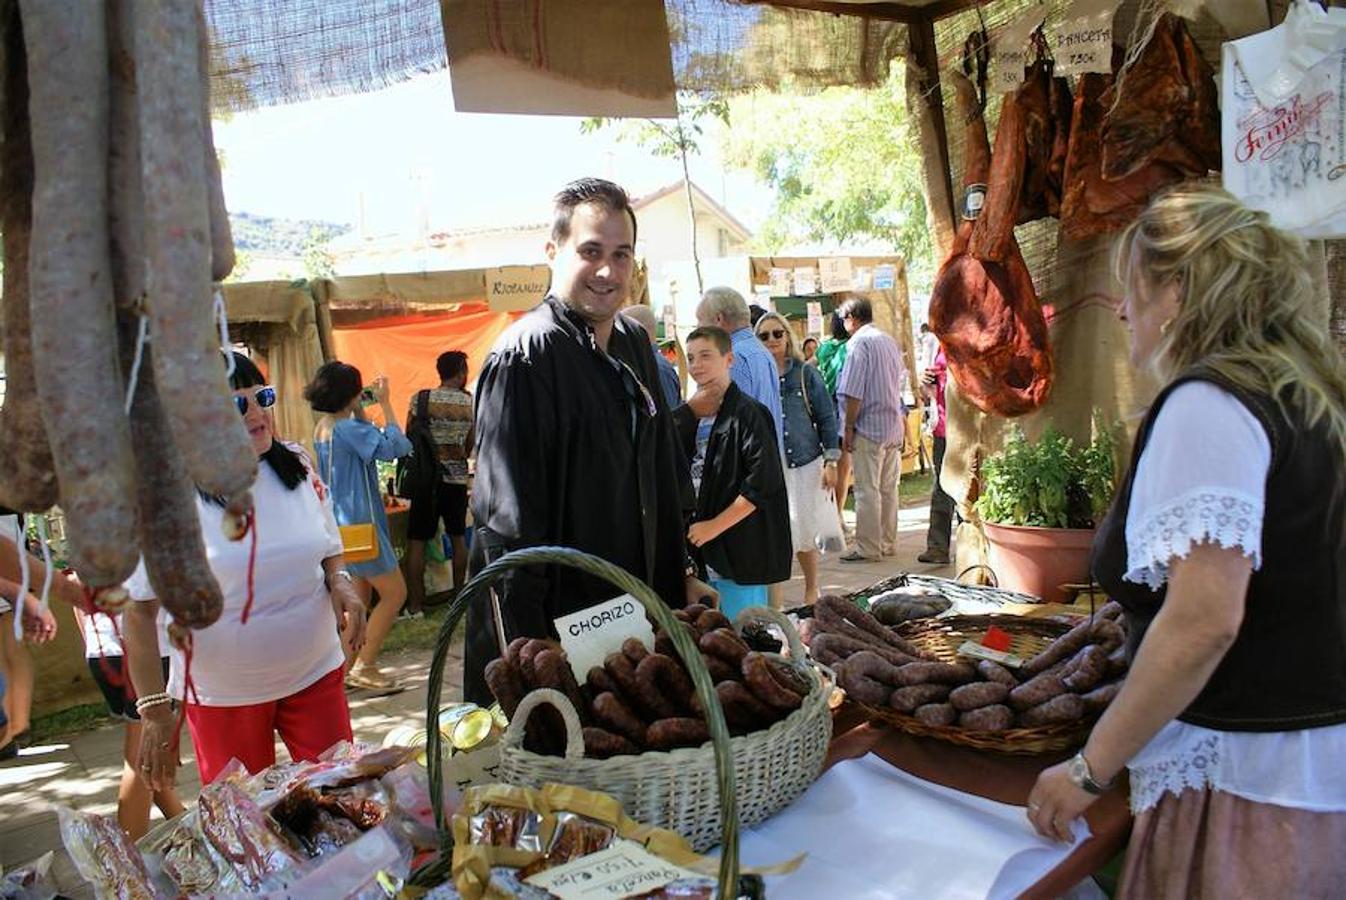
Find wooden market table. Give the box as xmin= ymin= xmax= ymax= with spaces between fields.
xmin=823 ymin=704 xmax=1132 ymax=898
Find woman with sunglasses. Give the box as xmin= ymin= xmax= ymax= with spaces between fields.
xmin=756 ymin=313 xmax=840 ymax=604
xmin=305 ymin=361 xmax=412 ymax=693
xmin=123 ymin=353 xmax=368 ymax=788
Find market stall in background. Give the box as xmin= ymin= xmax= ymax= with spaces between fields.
xmin=5 ymin=0 xmax=1346 ymax=897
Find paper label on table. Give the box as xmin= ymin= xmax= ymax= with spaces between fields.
xmin=524 ymin=839 xmax=702 ymax=898
xmin=769 ymin=266 xmax=792 ymax=297
xmin=442 ymin=742 xmax=503 ymax=792
xmin=1051 ymin=0 xmax=1121 ymax=76
xmin=957 ymin=640 xmax=1025 ymax=669
xmin=792 ymin=266 xmax=818 ymax=296
xmin=818 ymin=257 xmax=853 ymax=293
xmin=806 ymin=301 xmax=823 ymax=337
xmin=554 ymin=595 xmax=655 ymax=682
xmin=992 ymin=4 xmax=1048 ymax=93
xmin=873 ymin=264 xmax=896 ymax=290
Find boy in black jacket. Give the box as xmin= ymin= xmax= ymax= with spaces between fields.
xmin=675 ymin=327 xmax=792 ymax=618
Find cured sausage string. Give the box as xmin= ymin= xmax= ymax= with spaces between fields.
xmin=215 ymin=290 xmax=235 ymax=379
xmin=122 ymin=314 xmax=150 ymax=416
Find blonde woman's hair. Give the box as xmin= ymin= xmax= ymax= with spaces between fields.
xmin=1116 ymin=183 xmax=1346 ymax=454
xmin=755 ymin=311 xmax=802 ymax=362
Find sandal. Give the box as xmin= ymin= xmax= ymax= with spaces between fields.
xmin=345 ymin=665 xmax=406 ymax=695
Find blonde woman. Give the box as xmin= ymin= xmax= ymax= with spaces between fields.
xmin=1027 ymin=185 xmax=1346 ymax=897
xmin=755 ymin=313 xmax=840 ymax=604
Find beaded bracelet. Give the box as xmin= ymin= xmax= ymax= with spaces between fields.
xmin=134 ymin=692 xmax=172 ymax=713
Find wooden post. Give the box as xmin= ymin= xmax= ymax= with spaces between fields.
xmin=907 ymin=18 xmax=957 ymax=259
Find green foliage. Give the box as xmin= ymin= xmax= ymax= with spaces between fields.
xmin=228 ymin=211 xmax=349 ymax=258
xmin=301 ymin=225 xmax=337 ymax=280
xmin=581 ymin=94 xmax=730 ymax=158
xmin=719 ymin=62 xmax=932 ymax=292
xmin=976 ymin=413 xmax=1120 ymax=529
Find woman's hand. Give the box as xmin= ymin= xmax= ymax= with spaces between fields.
xmin=20 ymin=596 xmax=57 ymax=643
xmin=330 ymin=577 xmax=367 ymax=656
xmin=371 ymin=375 xmax=391 ymax=404
xmin=821 ymin=463 xmax=837 ymax=492
xmin=136 ymin=706 xmax=180 ymax=793
xmin=1026 ymin=761 xmax=1100 ymax=843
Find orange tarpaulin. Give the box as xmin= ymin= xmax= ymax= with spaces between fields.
xmin=330 ymin=303 xmax=524 ymax=423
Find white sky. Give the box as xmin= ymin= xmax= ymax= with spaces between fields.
xmin=213 ymin=70 xmax=774 ymax=238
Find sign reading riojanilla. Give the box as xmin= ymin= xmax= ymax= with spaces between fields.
xmin=486 ymin=265 xmax=551 ymax=312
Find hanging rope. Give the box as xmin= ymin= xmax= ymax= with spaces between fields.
xmin=215 ymin=287 xmax=235 ymax=378
xmin=123 ymin=313 xmax=151 ymax=416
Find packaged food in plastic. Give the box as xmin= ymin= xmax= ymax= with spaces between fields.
xmin=0 ymin=850 xmax=59 ymax=900
xmin=469 ymin=804 xmax=543 ymax=852
xmin=54 ymin=807 xmax=156 ymax=900
xmin=198 ymin=778 xmax=304 ymax=889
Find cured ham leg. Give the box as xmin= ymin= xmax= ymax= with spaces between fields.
xmin=930 ymin=71 xmax=1053 ymax=418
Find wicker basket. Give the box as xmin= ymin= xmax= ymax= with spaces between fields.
xmin=414 ymin=546 xmax=830 ymax=892
xmin=499 ymin=605 xmax=833 ymax=853
xmin=855 ymin=614 xmax=1096 ymax=755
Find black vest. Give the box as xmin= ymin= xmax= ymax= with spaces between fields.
xmin=1093 ymin=369 xmax=1346 ymax=732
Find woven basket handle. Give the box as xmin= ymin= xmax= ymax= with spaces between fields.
xmin=415 ymin=545 xmax=739 ymax=896
xmin=500 ymin=688 xmax=586 ymax=760
xmin=733 ymin=605 xmax=808 ymax=669
xmin=956 ymin=563 xmax=999 ymax=587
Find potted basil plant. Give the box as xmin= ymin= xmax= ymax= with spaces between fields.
xmin=974 ymin=413 xmax=1118 ymax=604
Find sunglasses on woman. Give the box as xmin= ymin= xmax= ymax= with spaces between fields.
xmin=234 ymin=385 xmax=277 ymax=414
xmin=757 ymin=329 xmax=787 ymax=341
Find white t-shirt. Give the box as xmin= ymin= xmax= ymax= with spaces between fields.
xmin=1122 ymin=381 xmax=1346 ymax=815
xmin=126 ymin=448 xmax=345 ymax=705
xmin=78 ymin=610 xmax=171 ymax=660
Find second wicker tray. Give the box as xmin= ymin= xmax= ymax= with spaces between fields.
xmin=856 ymin=614 xmax=1096 ymax=755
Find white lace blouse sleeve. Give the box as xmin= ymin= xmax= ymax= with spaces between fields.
xmin=1124 ymin=381 xmax=1271 ymax=590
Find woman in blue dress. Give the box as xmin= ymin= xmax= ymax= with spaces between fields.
xmin=307 ymin=362 xmax=412 ymax=693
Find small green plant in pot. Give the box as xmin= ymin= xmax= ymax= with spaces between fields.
xmin=975 ymin=413 xmax=1120 ymax=603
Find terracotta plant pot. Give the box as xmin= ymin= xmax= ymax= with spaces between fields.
xmin=982 ymin=521 xmax=1095 ymax=605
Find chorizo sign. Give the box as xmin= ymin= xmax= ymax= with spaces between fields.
xmin=555 ymin=594 xmax=656 ymax=681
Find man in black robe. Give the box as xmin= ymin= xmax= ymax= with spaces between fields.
xmin=463 ymin=178 xmax=709 ymax=704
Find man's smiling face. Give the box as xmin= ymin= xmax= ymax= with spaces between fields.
xmin=546 ymin=201 xmax=634 ymax=327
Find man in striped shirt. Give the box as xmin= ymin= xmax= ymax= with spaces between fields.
xmin=836 ymin=295 xmax=907 ymax=562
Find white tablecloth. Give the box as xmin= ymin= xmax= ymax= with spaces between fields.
xmin=738 ymin=753 xmax=1102 ymax=899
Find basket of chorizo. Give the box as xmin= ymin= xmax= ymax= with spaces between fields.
xmin=418 ymin=546 xmax=830 ymax=894
xmin=804 ymin=594 xmax=1128 ymax=755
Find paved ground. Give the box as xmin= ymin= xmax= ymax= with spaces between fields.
xmin=0 ymin=496 xmax=951 ymax=892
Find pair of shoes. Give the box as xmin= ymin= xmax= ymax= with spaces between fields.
xmin=839 ymin=550 xmax=876 ymax=563
xmin=917 ymin=550 xmax=951 ymax=565
xmin=0 ymin=740 xmax=17 ymax=761
xmin=400 ymin=609 xmax=425 ymax=621
xmin=345 ymin=665 xmax=407 ymax=695
xmin=11 ymin=729 xmax=30 ymax=749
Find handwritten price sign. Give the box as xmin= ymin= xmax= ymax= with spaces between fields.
xmin=1050 ymin=0 xmax=1122 ymax=77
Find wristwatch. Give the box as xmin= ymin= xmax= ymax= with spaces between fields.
xmin=1067 ymin=752 xmax=1114 ymax=795
xmin=329 ymin=569 xmax=354 ymax=586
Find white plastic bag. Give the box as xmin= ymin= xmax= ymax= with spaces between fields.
xmin=1222 ymin=0 xmax=1346 ymax=237
xmin=815 ymin=490 xmax=847 ymax=554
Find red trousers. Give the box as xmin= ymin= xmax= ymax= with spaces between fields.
xmin=185 ymin=666 xmax=353 ymax=784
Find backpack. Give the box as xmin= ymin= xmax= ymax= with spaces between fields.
xmin=394 ymin=389 xmax=440 ymax=499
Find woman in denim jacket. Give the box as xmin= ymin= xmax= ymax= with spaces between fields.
xmin=755 ymin=313 xmax=841 ymax=604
